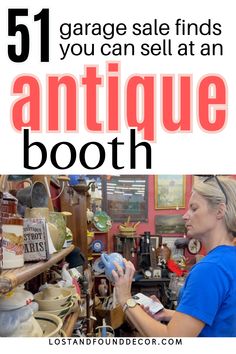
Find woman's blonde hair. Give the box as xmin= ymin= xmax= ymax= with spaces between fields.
xmin=193 ymin=176 xmax=236 ymax=236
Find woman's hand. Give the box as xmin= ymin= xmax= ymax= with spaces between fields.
xmin=141 ymin=295 xmax=174 ymax=322
xmin=112 ymin=259 xmax=135 ymax=307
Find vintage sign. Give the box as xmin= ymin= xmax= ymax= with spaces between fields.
xmin=23 ymin=218 xmax=50 ymax=261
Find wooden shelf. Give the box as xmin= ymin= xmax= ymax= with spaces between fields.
xmin=93 ymin=231 xmax=109 ymax=234
xmin=0 ymin=245 xmax=75 ymax=294
xmin=88 ymin=228 xmax=109 ymax=234
xmin=62 ymin=309 xmax=80 ymax=336
xmin=115 ymin=233 xmax=141 ymax=239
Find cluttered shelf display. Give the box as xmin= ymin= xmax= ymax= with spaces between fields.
xmin=0 ymin=174 xmax=195 ymax=337
xmin=0 ymin=243 xmax=84 ymax=337
xmin=0 ymin=175 xmax=99 ymax=338
xmin=86 ymin=176 xmax=112 ymax=258
xmin=0 ymin=246 xmax=74 ymax=294
xmin=63 ymin=175 xmax=129 ymax=335
xmin=131 ymin=231 xmax=188 ymax=308
xmin=75 ymin=177 xmax=125 ymax=333
xmin=112 ymin=228 xmax=186 ymax=309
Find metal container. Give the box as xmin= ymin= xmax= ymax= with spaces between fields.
xmin=1 ymin=192 xmax=24 ymax=269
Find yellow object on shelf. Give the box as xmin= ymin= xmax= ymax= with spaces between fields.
xmin=118 ymin=216 xmax=140 ymax=235
xmin=87 ymin=230 xmax=94 ymax=248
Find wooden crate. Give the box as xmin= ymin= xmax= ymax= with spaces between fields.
xmin=94 ymin=304 xmax=125 ymax=329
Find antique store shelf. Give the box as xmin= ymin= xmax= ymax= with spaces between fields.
xmin=0 ymin=245 xmax=75 ymax=294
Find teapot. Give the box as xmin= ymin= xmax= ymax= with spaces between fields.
xmin=100 ymin=252 xmax=124 ymax=282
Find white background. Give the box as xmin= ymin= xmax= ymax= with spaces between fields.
xmin=0 ymin=0 xmax=236 ymax=174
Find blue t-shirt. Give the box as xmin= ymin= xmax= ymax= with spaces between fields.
xmin=176 ymin=245 xmax=236 ymax=337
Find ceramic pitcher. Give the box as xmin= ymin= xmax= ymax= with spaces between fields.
xmin=49 ymin=212 xmax=66 ymax=251
xmin=100 ymin=252 xmax=124 ymax=282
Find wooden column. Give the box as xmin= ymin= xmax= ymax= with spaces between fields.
xmin=59 ymin=178 xmax=89 ymax=267
xmin=72 ymin=184 xmax=89 ymax=265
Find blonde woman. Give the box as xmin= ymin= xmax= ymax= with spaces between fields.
xmin=112 ymin=176 xmax=236 ymax=337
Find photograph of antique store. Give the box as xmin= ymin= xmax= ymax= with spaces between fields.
xmin=0 ymin=175 xmax=236 ymax=337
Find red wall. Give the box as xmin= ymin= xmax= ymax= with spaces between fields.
xmin=109 ymin=175 xmax=193 ymax=238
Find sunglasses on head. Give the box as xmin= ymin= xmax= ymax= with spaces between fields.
xmin=195 ymin=175 xmax=228 ymax=205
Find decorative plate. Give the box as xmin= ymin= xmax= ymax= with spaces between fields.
xmin=92 ymin=211 xmax=112 ymax=232
xmin=92 ymin=257 xmax=105 ymax=274
xmin=187 ymin=238 xmax=202 ymax=255
xmin=91 ymin=240 xmax=104 ymax=253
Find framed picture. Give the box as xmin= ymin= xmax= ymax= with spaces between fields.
xmin=155 ymin=175 xmax=186 ymax=209
xmin=155 ymin=214 xmax=186 ymax=235
xmin=103 ymin=175 xmax=148 ymax=222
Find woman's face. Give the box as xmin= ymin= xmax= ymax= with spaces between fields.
xmin=183 ymin=191 xmax=218 ymax=239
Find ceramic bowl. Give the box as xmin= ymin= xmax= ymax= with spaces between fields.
xmin=63 ymin=285 xmax=78 ymax=297
xmin=38 ymin=300 xmax=74 ymax=321
xmin=41 ymin=300 xmax=74 ymax=319
xmin=34 ymin=288 xmax=72 ymax=311
xmin=54 ymin=285 xmax=80 ymax=300
xmin=34 ymin=312 xmax=63 ymax=337
xmin=40 ymin=286 xmax=70 ymax=300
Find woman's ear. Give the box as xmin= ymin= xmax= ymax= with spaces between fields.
xmin=216 ymin=203 xmax=226 ymax=220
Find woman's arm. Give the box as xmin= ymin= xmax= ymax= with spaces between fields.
xmin=112 ymin=259 xmax=205 ymax=337
xmin=124 ymin=305 xmax=205 ymax=337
